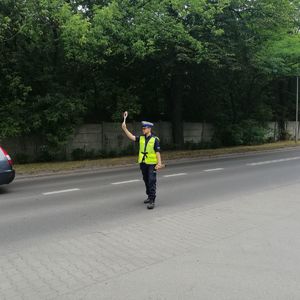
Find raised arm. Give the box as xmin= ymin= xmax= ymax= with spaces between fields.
xmin=122 ymin=122 xmax=136 ymax=141
xmin=121 ymin=111 xmax=136 ymax=141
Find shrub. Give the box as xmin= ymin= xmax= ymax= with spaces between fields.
xmin=71 ymin=148 xmax=97 ymax=160
xmin=241 ymin=120 xmax=269 ymax=145
xmin=183 ymin=141 xmax=213 ymax=150
xmin=71 ymin=148 xmax=87 ymax=161
xmin=36 ymin=145 xmax=55 ymax=162
xmin=213 ymin=120 xmax=269 ymax=147
xmin=14 ymin=153 xmax=30 ymax=164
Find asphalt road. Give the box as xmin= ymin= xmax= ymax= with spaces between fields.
xmin=1 ymin=147 xmax=300 ymax=256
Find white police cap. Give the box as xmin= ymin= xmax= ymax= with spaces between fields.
xmin=141 ymin=121 xmax=154 ymax=128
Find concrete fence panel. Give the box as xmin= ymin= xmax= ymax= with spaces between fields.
xmin=1 ymin=121 xmax=294 ymax=162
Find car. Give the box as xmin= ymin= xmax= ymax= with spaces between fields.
xmin=0 ymin=146 xmax=15 ymax=185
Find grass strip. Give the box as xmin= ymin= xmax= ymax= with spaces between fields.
xmin=15 ymin=141 xmax=299 ymax=176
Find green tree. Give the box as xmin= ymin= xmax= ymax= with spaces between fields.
xmin=89 ymin=0 xmax=230 ymax=147
xmin=1 ymin=0 xmax=300 ymax=161
xmin=0 ymin=0 xmax=85 ymax=155
xmin=204 ymin=0 xmax=298 ymax=144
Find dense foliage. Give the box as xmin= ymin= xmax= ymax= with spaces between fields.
xmin=1 ymin=0 xmax=299 ymax=152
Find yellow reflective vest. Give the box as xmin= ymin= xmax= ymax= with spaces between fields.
xmin=138 ymin=136 xmax=158 ymax=164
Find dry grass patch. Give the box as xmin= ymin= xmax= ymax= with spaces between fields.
xmin=15 ymin=156 xmax=137 ymax=175
xmin=163 ymin=141 xmax=298 ymax=160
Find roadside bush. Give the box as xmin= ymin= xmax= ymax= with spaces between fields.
xmin=119 ymin=145 xmax=136 ymax=156
xmin=36 ymin=145 xmax=56 ymax=162
xmin=160 ymin=140 xmax=214 ymax=151
xmin=71 ymin=148 xmax=87 ymax=161
xmin=106 ymin=150 xmax=118 ymax=158
xmin=71 ymin=148 xmax=134 ymax=160
xmin=71 ymin=148 xmax=97 ymax=160
xmin=279 ymin=129 xmax=292 ymax=141
xmin=14 ymin=153 xmax=30 ymax=164
xmin=212 ymin=124 xmax=243 ymax=146
xmin=183 ymin=141 xmax=213 ymax=150
xmin=213 ymin=120 xmax=269 ymax=147
xmin=241 ymin=120 xmax=269 ymax=145
xmin=159 ymin=142 xmax=177 ymax=151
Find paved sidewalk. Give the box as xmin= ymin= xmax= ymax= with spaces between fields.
xmin=1 ymin=182 xmax=300 ymax=299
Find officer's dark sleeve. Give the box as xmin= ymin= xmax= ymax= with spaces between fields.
xmin=135 ymin=136 xmax=140 ymax=143
xmin=154 ymin=137 xmax=161 ymax=152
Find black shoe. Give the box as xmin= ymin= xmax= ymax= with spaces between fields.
xmin=147 ymin=202 xmax=155 ymax=209
xmin=144 ymin=198 xmax=151 ymax=204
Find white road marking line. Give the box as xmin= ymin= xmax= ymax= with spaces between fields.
xmin=43 ymin=188 xmax=80 ymax=196
xmin=204 ymin=168 xmax=224 ymax=172
xmin=163 ymin=173 xmax=187 ymax=178
xmin=111 ymin=179 xmax=141 ymax=185
xmin=247 ymin=156 xmax=300 ymax=166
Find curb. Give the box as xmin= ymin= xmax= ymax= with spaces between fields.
xmin=15 ymin=145 xmax=300 ymax=181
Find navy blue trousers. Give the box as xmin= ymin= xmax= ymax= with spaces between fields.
xmin=140 ymin=163 xmax=157 ymax=202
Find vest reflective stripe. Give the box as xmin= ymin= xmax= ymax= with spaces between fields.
xmin=138 ymin=136 xmax=158 ymax=164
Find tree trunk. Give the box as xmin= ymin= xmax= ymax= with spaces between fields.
xmin=277 ymin=79 xmax=288 ymax=140
xmin=170 ymin=68 xmax=184 ymax=149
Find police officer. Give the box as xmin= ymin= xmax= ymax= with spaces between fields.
xmin=122 ymin=116 xmax=162 ymax=209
